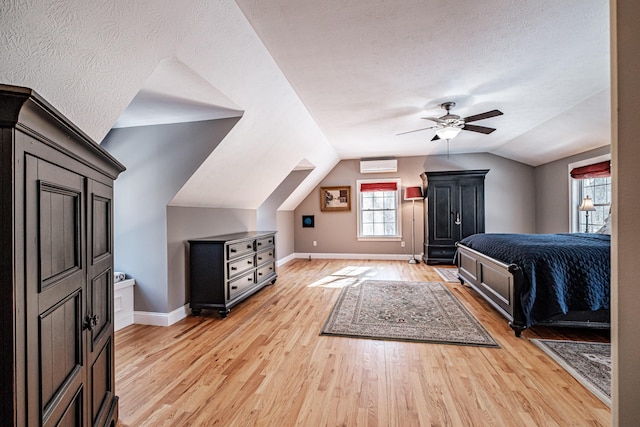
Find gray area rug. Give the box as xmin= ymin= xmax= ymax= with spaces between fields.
xmin=321 ymin=280 xmax=499 ymax=347
xmin=434 ymin=267 xmax=459 ymax=283
xmin=531 ymin=339 xmax=610 ymax=406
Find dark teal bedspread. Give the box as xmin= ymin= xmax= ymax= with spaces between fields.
xmin=458 ymin=233 xmax=610 ymax=327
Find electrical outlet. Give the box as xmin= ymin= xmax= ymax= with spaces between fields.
xmin=401 ymin=241 xmax=406 ymax=247
xmin=313 ymin=240 xmax=317 ymax=246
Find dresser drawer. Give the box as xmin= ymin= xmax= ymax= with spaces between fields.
xmin=228 ymin=271 xmax=256 ymax=300
xmin=256 ymin=263 xmax=276 ymax=282
xmin=227 ymin=240 xmax=255 ymax=259
xmin=228 ymin=254 xmax=255 ymax=278
xmin=256 ymin=248 xmax=275 ymax=265
xmin=256 ymin=235 xmax=274 ymax=251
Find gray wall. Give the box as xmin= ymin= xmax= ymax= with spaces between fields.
xmin=257 ymin=169 xmax=312 ymax=230
xmin=102 ymin=117 xmax=239 ymax=312
xmin=166 ymin=206 xmax=256 ymax=310
xmin=534 ymin=145 xmax=610 ymax=233
xmin=276 ymin=210 xmax=295 ymax=259
xmin=294 ymin=153 xmax=535 ymax=255
xmin=294 ymin=157 xmax=426 ymax=256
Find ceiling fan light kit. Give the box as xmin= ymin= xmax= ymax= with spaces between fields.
xmin=435 ymin=126 xmax=462 ymax=140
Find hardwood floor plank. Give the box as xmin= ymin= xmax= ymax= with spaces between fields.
xmin=116 ymin=259 xmax=610 ymax=426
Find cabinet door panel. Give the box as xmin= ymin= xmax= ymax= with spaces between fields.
xmin=459 ymin=183 xmax=480 ymax=239
xmin=40 ymin=291 xmax=84 ymax=424
xmin=90 ymin=338 xmax=113 ymax=424
xmin=432 ymin=185 xmax=453 ymax=241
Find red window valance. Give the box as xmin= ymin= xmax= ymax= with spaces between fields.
xmin=360 ymin=182 xmax=397 ymax=192
xmin=570 ymin=160 xmax=611 ymax=179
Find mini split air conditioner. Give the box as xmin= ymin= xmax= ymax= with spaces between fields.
xmin=360 ymin=159 xmax=397 ymax=174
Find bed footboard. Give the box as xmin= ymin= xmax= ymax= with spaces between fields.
xmin=456 ymin=243 xmax=527 ymax=336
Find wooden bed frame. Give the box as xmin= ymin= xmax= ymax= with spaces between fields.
xmin=456 ymin=242 xmax=610 ymax=337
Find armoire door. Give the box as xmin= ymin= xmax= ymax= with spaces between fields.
xmin=25 ymin=154 xmax=88 ymax=426
xmin=86 ymin=179 xmax=117 ymax=426
xmin=423 ymin=169 xmax=488 ymax=264
xmin=431 ymin=182 xmax=456 ymax=246
xmin=458 ymin=178 xmax=485 ymax=239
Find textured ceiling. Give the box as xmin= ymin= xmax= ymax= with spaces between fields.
xmin=0 ymin=0 xmax=611 ymax=211
xmin=235 ymin=0 xmax=611 ymax=166
xmin=0 ymin=0 xmax=338 ymax=210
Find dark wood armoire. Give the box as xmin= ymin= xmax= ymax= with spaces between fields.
xmin=422 ymin=170 xmax=488 ymax=265
xmin=0 ymin=85 xmax=125 ymax=426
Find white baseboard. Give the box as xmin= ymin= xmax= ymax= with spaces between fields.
xmin=276 ymin=253 xmax=296 ymax=266
xmin=293 ymin=252 xmax=423 ymax=261
xmin=133 ymin=303 xmax=190 ymax=327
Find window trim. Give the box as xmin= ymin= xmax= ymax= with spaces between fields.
xmin=356 ymin=178 xmax=402 ymax=241
xmin=568 ymin=154 xmax=611 ymax=232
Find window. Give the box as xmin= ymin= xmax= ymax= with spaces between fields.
xmin=569 ymin=157 xmax=611 ymax=233
xmin=357 ymin=179 xmax=401 ymax=240
xmin=578 ymin=176 xmax=611 ymax=232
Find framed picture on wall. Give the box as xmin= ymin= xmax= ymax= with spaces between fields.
xmin=320 ymin=186 xmax=351 ymax=212
xmin=302 ymin=215 xmax=315 ymax=228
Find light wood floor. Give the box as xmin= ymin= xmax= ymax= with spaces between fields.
xmin=115 ymin=259 xmax=610 ymax=426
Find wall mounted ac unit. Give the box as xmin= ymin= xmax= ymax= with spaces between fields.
xmin=360 ymin=159 xmax=397 ymax=173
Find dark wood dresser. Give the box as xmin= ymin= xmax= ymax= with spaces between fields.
xmin=0 ymin=85 xmax=125 ymax=425
xmin=189 ymin=231 xmax=277 ymax=317
xmin=422 ymin=170 xmax=488 ymax=264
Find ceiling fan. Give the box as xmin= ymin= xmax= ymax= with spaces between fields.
xmin=398 ymin=102 xmax=503 ymax=141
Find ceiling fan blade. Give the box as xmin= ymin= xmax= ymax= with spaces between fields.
xmin=462 ymin=124 xmax=496 ymax=134
xmin=421 ymin=116 xmax=446 ymax=124
xmin=463 ymin=109 xmax=503 ymax=123
xmin=396 ymin=125 xmax=438 ymax=136
xmin=431 ymin=134 xmax=441 ymax=141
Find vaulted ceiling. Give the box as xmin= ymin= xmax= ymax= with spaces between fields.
xmin=0 ymin=0 xmax=610 ymax=210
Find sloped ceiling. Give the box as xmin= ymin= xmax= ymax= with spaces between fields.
xmin=0 ymin=0 xmax=338 ymax=210
xmin=235 ymin=0 xmax=610 ymax=166
xmin=0 ymin=0 xmax=610 ymax=211
xmin=112 ymin=58 xmax=244 ymax=129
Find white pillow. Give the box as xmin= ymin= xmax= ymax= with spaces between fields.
xmin=596 ymin=215 xmax=612 ymax=235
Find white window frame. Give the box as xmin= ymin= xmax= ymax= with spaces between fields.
xmin=568 ymin=154 xmax=611 ymax=233
xmin=356 ymin=178 xmax=402 ymax=241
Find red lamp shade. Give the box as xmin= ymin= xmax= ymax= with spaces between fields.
xmin=404 ymin=186 xmax=423 ymax=201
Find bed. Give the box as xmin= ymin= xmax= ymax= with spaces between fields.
xmin=456 ymin=233 xmax=610 ymax=336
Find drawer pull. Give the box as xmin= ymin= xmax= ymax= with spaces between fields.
xmin=258 ymin=257 xmax=262 ymax=261
xmin=258 ymin=272 xmax=263 ymax=276
xmin=230 ymin=248 xmax=237 ymax=253
xmin=231 ymin=285 xmax=238 ymax=290
xmin=231 ymin=267 xmax=237 ymax=271
xmin=247 ymin=260 xmax=253 ymax=265
xmin=247 ymin=277 xmax=252 ymax=282
xmin=258 ymin=242 xmax=262 ymax=246
xmin=247 ymin=244 xmax=252 ymax=249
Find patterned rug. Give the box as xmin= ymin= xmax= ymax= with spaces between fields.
xmin=531 ymin=339 xmax=610 ymax=406
xmin=434 ymin=267 xmax=459 ymax=283
xmin=321 ymin=280 xmax=499 ymax=347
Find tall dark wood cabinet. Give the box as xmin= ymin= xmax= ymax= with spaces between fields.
xmin=0 ymin=85 xmax=125 ymax=426
xmin=422 ymin=170 xmax=488 ymax=264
